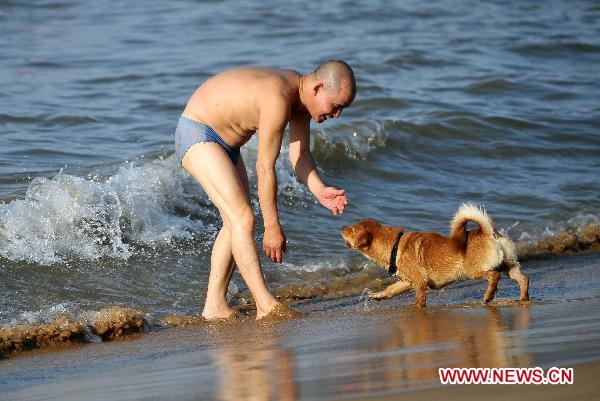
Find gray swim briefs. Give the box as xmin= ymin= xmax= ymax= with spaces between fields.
xmin=174 ymin=116 xmax=241 ymax=165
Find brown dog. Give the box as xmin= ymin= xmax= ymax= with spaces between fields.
xmin=341 ymin=204 xmax=529 ymax=307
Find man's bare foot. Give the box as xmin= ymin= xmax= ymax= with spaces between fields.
xmin=255 ymin=298 xmax=285 ymax=320
xmin=202 ymin=304 xmax=238 ymax=321
xmin=257 ymin=303 xmax=304 ymax=321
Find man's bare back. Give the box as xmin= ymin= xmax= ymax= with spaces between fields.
xmin=182 ymin=67 xmax=303 ymax=147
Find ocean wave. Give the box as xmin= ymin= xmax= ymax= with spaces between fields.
xmin=0 ymin=157 xmax=208 ymax=265
xmin=310 ymin=119 xmax=390 ymax=165
xmin=508 ymin=42 xmax=600 ymax=57
xmin=238 ymin=119 xmax=390 ymax=192
xmin=463 ymin=78 xmax=536 ymax=95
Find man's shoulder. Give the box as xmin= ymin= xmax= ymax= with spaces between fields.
xmin=259 ymin=75 xmax=298 ymax=107
xmin=262 ymin=68 xmax=299 ymax=90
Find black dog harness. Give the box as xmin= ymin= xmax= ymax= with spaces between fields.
xmin=387 ymin=231 xmax=404 ymax=276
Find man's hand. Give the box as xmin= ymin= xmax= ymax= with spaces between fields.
xmin=263 ymin=225 xmax=288 ymax=263
xmin=317 ymin=186 xmax=348 ymax=215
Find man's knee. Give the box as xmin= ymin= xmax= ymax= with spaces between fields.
xmin=229 ymin=205 xmax=255 ymax=232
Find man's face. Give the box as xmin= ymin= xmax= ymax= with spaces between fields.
xmin=311 ymin=84 xmax=353 ymax=124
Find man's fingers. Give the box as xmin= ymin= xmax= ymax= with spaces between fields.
xmin=264 ymin=245 xmax=285 ymax=262
xmin=333 ymin=198 xmax=344 ymax=214
xmin=336 ymin=195 xmax=347 ymax=206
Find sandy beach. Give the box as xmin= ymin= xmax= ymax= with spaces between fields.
xmin=2 ymin=251 xmax=599 ymax=400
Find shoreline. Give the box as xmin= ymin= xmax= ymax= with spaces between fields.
xmin=2 ymin=238 xmax=600 ymax=360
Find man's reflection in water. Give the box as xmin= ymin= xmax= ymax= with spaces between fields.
xmin=214 ymin=341 xmax=298 ymax=401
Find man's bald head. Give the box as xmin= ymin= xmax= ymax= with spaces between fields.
xmin=311 ymin=60 xmax=356 ymax=101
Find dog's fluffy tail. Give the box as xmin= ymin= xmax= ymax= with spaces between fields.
xmin=449 ymin=203 xmax=494 ymax=241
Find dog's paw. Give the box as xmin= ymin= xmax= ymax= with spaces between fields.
xmin=368 ymin=290 xmax=390 ymax=300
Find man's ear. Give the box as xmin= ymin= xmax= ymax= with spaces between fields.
xmin=313 ymin=82 xmax=323 ymax=95
xmin=356 ymin=230 xmax=372 ymax=250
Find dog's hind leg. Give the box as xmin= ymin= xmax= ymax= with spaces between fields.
xmin=369 ymin=280 xmax=411 ymax=300
xmin=498 ymin=238 xmax=529 ymax=301
xmin=504 ymin=262 xmax=529 ymax=301
xmin=470 ymin=270 xmax=501 ymax=303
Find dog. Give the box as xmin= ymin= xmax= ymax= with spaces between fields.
xmin=341 ymin=204 xmax=529 ymax=307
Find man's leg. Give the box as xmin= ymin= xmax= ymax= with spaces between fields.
xmin=203 ymin=157 xmax=251 ymax=319
xmin=203 ymin=225 xmax=236 ymax=319
xmin=182 ymin=144 xmax=281 ymax=319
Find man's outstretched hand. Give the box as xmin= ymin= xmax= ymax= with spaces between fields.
xmin=316 ymin=186 xmax=347 ymax=215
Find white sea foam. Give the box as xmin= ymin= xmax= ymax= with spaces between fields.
xmin=0 ymin=157 xmax=210 ymax=265
xmin=8 ymin=302 xmax=75 ymax=326
xmin=278 ymin=258 xmax=354 ymax=273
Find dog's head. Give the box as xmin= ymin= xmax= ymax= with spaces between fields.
xmin=341 ymin=220 xmax=380 ymax=252
xmin=341 ymin=220 xmax=404 ymax=265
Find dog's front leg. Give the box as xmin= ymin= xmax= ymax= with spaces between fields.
xmin=413 ymin=282 xmax=428 ymax=307
xmin=369 ymin=280 xmax=411 ymax=300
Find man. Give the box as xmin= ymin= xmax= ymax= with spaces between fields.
xmin=175 ymin=60 xmax=356 ymax=320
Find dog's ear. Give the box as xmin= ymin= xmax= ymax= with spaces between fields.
xmin=356 ymin=229 xmax=372 ymax=250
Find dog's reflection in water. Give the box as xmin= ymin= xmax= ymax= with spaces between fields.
xmin=330 ymin=305 xmax=533 ymax=393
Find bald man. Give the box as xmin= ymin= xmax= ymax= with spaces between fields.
xmin=175 ymin=60 xmax=356 ymax=320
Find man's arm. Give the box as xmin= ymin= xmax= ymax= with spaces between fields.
xmin=288 ymin=113 xmax=325 ymax=194
xmin=257 ymin=94 xmax=289 ymax=263
xmin=289 ymin=113 xmax=347 ymax=215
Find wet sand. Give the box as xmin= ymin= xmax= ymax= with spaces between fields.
xmin=354 ymin=361 xmax=599 ymax=401
xmin=1 ymin=252 xmax=600 ymax=400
